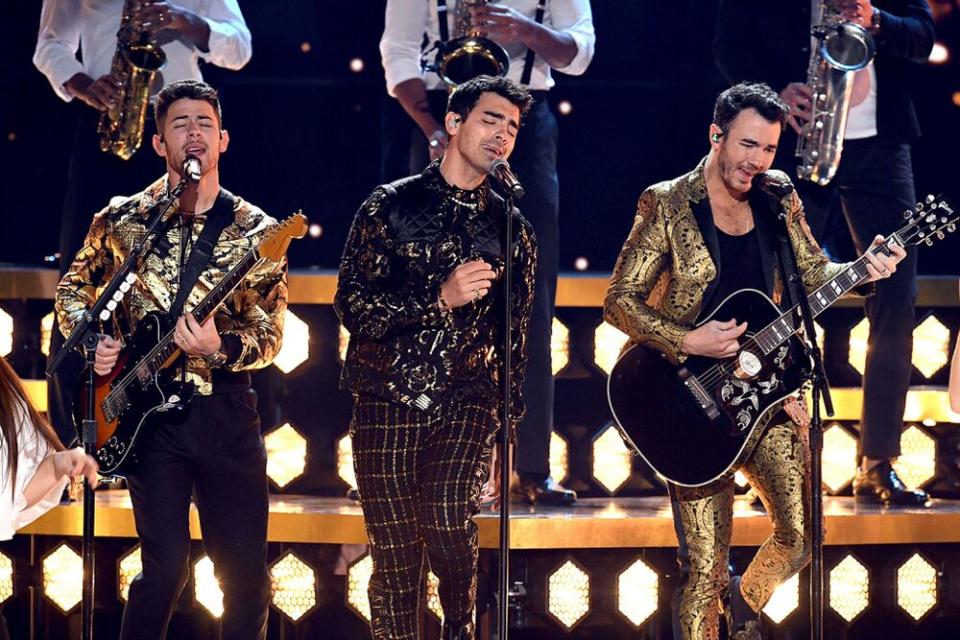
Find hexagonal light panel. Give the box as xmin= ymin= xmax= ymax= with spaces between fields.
xmin=617 ymin=558 xmax=658 ymax=627
xmin=892 ymin=425 xmax=937 ymax=490
xmin=273 ymin=309 xmax=310 ymax=373
xmin=42 ymin=543 xmax=82 ymax=613
xmin=0 ymin=308 xmax=12 ymax=357
xmin=270 ymin=551 xmax=318 ymax=622
xmin=339 ymin=325 xmax=350 ymax=363
xmin=594 ymin=321 xmax=629 ymax=375
xmin=551 ymin=317 xmax=569 ymax=375
xmin=40 ymin=311 xmax=55 ymax=357
xmin=547 ymin=559 xmax=590 ymax=630
xmin=847 ymin=318 xmax=870 ymax=376
xmin=118 ymin=545 xmax=142 ymax=603
xmin=550 ymin=431 xmax=569 ymax=484
xmin=911 ymin=315 xmax=950 ymax=379
xmin=592 ymin=424 xmax=632 ymax=494
xmin=896 ymin=553 xmax=938 ymax=622
xmin=763 ymin=574 xmax=799 ymax=624
xmin=734 ymin=470 xmax=749 ymax=488
xmin=822 ymin=424 xmax=858 ymax=494
xmin=264 ymin=423 xmax=307 ymax=489
xmin=337 ymin=433 xmax=357 ymax=490
xmin=426 ymin=570 xmax=443 ymax=621
xmin=829 ymin=554 xmax=869 ymax=623
xmin=0 ymin=552 xmax=13 ymax=604
xmin=346 ymin=554 xmax=373 ymax=622
xmin=194 ymin=556 xmax=224 ymax=617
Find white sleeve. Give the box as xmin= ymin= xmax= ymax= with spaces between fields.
xmin=548 ymin=0 xmax=596 ymax=77
xmin=200 ymin=0 xmax=253 ymax=70
xmin=32 ymin=0 xmax=85 ymax=102
xmin=380 ymin=0 xmax=430 ymax=96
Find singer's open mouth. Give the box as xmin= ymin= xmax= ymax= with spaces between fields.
xmin=482 ymin=144 xmax=503 ymax=158
xmin=185 ymin=145 xmax=206 ymax=155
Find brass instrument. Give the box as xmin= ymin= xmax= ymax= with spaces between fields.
xmin=795 ymin=1 xmax=876 ymax=185
xmin=98 ymin=0 xmax=166 ymax=160
xmin=434 ymin=0 xmax=510 ymax=87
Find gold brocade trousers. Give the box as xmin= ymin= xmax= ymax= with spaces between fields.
xmin=669 ymin=420 xmax=812 ymax=640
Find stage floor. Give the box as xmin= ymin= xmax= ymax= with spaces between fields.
xmin=21 ymin=492 xmax=960 ymax=549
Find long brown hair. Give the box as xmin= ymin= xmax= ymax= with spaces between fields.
xmin=0 ymin=356 xmax=65 ymax=496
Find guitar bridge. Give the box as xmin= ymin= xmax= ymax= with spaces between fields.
xmin=681 ymin=373 xmax=720 ymax=420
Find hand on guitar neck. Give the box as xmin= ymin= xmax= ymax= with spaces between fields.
xmin=681 ymin=318 xmax=748 ymax=359
xmin=172 ymin=314 xmax=221 ymax=357
xmin=861 ymin=234 xmax=906 ymax=283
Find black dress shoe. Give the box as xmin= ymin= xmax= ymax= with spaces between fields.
xmin=724 ymin=576 xmax=762 ymax=640
xmin=440 ymin=617 xmax=475 ymax=640
xmin=511 ymin=476 xmax=577 ymax=505
xmin=853 ymin=461 xmax=929 ymax=507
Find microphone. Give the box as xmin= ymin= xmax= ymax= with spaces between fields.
xmin=182 ymin=157 xmax=202 ymax=183
xmin=753 ymin=172 xmax=794 ymax=198
xmin=489 ymin=158 xmax=525 ymax=200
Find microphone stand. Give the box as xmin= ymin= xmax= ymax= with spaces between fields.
xmin=768 ymin=191 xmax=834 ymax=640
xmin=46 ymin=178 xmax=190 ymax=640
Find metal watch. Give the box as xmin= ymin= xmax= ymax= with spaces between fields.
xmin=203 ymin=348 xmax=229 ymax=367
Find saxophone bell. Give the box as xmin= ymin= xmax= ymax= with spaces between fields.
xmin=430 ymin=0 xmax=510 ymax=88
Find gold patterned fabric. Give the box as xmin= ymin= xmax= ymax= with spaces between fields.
xmin=56 ymin=177 xmax=287 ymax=395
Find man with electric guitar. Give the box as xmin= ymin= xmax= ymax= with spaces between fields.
xmin=55 ymin=80 xmax=297 ymax=640
xmin=605 ymin=82 xmax=915 ymax=640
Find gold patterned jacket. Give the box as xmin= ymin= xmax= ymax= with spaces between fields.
xmin=605 ymin=157 xmax=856 ymax=366
xmin=335 ymin=161 xmax=536 ymax=427
xmin=56 ymin=177 xmax=288 ymax=395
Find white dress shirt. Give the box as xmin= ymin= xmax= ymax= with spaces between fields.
xmin=844 ymin=63 xmax=878 ymax=140
xmin=0 ymin=401 xmax=67 ymax=541
xmin=33 ymin=0 xmax=252 ymax=103
xmin=380 ymin=0 xmax=595 ymax=95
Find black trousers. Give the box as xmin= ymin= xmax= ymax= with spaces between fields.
xmin=119 ymin=390 xmax=270 ymax=640
xmin=381 ymin=92 xmax=559 ymax=478
xmin=351 ymin=394 xmax=498 ymax=639
xmin=795 ymin=138 xmax=918 ymax=460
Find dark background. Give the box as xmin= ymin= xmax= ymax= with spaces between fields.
xmin=2 ymin=1 xmax=959 ymax=274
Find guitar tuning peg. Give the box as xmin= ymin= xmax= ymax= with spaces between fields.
xmin=99 ymin=309 xmax=111 ymax=322
xmin=915 ymin=202 xmax=923 ymax=211
xmin=948 ymin=224 xmax=956 ymax=233
xmin=112 ymin=290 xmax=124 ymax=302
xmin=903 ymin=210 xmax=914 ymax=220
xmin=937 ymin=231 xmax=945 ymax=240
xmin=926 ymin=194 xmax=935 ymax=204
xmin=107 ymin=300 xmax=118 ymax=311
xmin=925 ymin=238 xmax=934 ymax=247
xmin=119 ymin=281 xmax=131 ymax=293
xmin=126 ymin=273 xmax=136 ymax=284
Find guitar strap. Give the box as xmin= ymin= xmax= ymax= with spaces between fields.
xmin=168 ymin=188 xmax=236 ymax=320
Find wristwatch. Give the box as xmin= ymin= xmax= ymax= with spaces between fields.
xmin=203 ymin=348 xmax=229 ymax=368
xmin=870 ymin=9 xmax=881 ymax=35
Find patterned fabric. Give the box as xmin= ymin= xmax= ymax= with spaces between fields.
xmin=672 ymin=421 xmax=811 ymax=640
xmin=351 ymin=394 xmax=498 ymax=640
xmin=604 ymin=156 xmax=846 ymax=364
xmin=335 ymin=160 xmax=536 ymax=428
xmin=55 ymin=177 xmax=288 ymax=395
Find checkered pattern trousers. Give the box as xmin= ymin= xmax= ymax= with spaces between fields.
xmin=351 ymin=394 xmax=499 ymax=639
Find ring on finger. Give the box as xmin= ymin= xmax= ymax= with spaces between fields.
xmin=473 ymin=287 xmax=481 ymax=301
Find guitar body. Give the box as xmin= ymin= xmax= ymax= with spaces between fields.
xmin=608 ymin=289 xmax=806 ymax=487
xmin=77 ymin=312 xmax=194 ymax=476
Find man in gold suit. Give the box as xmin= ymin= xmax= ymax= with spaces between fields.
xmin=604 ymin=82 xmax=904 ymax=640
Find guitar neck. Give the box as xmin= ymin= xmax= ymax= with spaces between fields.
xmin=753 ymin=234 xmax=901 ymax=356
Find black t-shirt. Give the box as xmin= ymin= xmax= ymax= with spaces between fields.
xmin=701 ymin=227 xmax=766 ymax=320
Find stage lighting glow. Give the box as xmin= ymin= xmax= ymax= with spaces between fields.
xmin=118 ymin=545 xmax=142 ymax=603
xmin=829 ymin=555 xmax=869 ymax=623
xmin=763 ymin=574 xmax=799 ymax=624
xmin=547 ymin=559 xmax=590 ymax=630
xmin=270 ymin=552 xmax=318 ymax=622
xmin=0 ymin=552 xmax=13 ymax=604
xmin=574 ymin=256 xmax=588 ymax=271
xmin=42 ymin=543 xmax=82 ymax=613
xmin=346 ymin=554 xmax=373 ymax=622
xmin=594 ymin=321 xmax=629 ymax=375
xmin=194 ymin=556 xmax=224 ymax=617
xmin=928 ymin=42 xmax=949 ymax=64
xmin=426 ymin=571 xmax=443 ymax=621
xmin=617 ymin=558 xmax=657 ymax=627
xmin=308 ymin=223 xmax=323 ymax=238
xmin=550 ymin=431 xmax=569 ymax=484
xmin=896 ymin=553 xmax=938 ymax=621
xmin=892 ymin=425 xmax=936 ymax=490
xmin=557 ymin=100 xmax=573 ymax=115
xmin=953 ymin=92 xmax=960 ymax=108
xmin=822 ymin=424 xmax=858 ymax=493
xmin=847 ymin=318 xmax=869 ymax=376
xmin=40 ymin=311 xmax=54 ymax=356
xmin=350 ymin=58 xmax=365 ymax=73
xmin=339 ymin=325 xmax=350 ymax=363
xmin=593 ymin=425 xmax=632 ymax=494
xmin=300 ymin=41 xmax=311 ymax=53
xmin=911 ymin=315 xmax=950 ymax=378
xmin=337 ymin=433 xmax=357 ymax=490
xmin=734 ymin=470 xmax=749 ymax=487
xmin=265 ymin=423 xmax=308 ymax=489
xmin=0 ymin=308 xmax=12 ymax=357
xmin=551 ymin=317 xmax=569 ymax=375
xmin=273 ymin=309 xmax=310 ymax=373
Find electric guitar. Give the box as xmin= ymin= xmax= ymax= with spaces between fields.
xmin=607 ymin=196 xmax=955 ymax=487
xmin=80 ymin=212 xmax=308 ymax=475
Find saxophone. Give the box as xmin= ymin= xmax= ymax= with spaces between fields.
xmin=795 ymin=1 xmax=876 ymax=185
xmin=98 ymin=0 xmax=167 ymax=160
xmin=433 ymin=0 xmax=510 ymax=87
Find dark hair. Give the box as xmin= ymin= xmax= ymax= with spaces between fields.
xmin=154 ymin=79 xmax=223 ymax=131
xmin=713 ymin=82 xmax=788 ymax=134
xmin=446 ymin=75 xmax=533 ymax=122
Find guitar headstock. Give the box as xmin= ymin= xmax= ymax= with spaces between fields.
xmin=259 ymin=211 xmax=308 ymax=261
xmin=898 ymin=195 xmax=956 ymax=248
